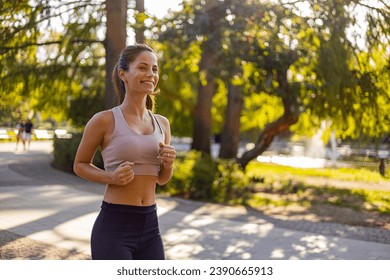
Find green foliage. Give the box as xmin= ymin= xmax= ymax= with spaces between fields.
xmin=161 ymin=151 xmax=250 ymax=204
xmin=53 ymin=134 xmax=82 ymax=173
xmin=212 ymin=159 xmax=250 ymax=204
xmin=162 ymin=150 xmax=217 ymax=200
xmin=161 ymin=151 xmax=197 ymax=197
xmin=0 ymin=1 xmax=105 ymax=127
xmin=52 ymin=133 xmax=103 ymax=173
xmin=150 ymin=41 xmax=200 ymax=137
xmin=210 ymin=79 xmax=227 ymax=134
xmin=68 ymin=87 xmax=105 ymax=128
xmin=241 ymin=92 xmax=284 ymax=133
xmin=1 ymin=0 xmax=389 ymax=164
xmin=190 ymin=151 xmax=218 ymax=199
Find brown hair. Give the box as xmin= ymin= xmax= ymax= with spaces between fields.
xmin=112 ymin=43 xmax=159 ymax=110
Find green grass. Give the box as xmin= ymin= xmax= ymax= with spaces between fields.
xmin=244 ymin=162 xmax=390 ymax=216
xmin=246 ymin=183 xmax=390 ymax=215
xmin=163 ymin=155 xmax=390 ymax=219
xmin=246 ymin=161 xmax=390 ymax=182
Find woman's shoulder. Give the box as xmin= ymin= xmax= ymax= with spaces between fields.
xmin=153 ymin=113 xmax=170 ymax=136
xmin=86 ymin=109 xmax=115 ymax=128
xmin=153 ymin=113 xmax=169 ymax=125
xmin=154 ymin=113 xmax=170 ymax=130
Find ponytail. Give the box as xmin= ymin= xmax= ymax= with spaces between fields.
xmin=112 ymin=64 xmax=125 ymax=105
xmin=146 ymin=95 xmax=153 ymax=110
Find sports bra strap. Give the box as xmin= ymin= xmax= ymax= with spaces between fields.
xmin=150 ymin=111 xmax=164 ymax=135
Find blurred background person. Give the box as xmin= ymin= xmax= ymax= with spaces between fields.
xmin=15 ymin=119 xmax=25 ymax=151
xmin=23 ymin=119 xmax=33 ymax=151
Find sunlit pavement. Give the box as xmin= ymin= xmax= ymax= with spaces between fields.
xmin=1 ymin=141 xmax=390 ymax=260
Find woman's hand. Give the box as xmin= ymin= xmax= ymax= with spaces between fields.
xmin=109 ymin=161 xmax=134 ymax=185
xmin=158 ymin=142 xmax=176 ymax=169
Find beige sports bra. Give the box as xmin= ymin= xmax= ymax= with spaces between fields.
xmin=101 ymin=106 xmax=165 ymax=176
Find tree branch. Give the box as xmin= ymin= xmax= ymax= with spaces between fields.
xmin=0 ymin=39 xmax=104 ymax=54
xmin=3 ymin=2 xmax=104 ymax=39
xmin=351 ymin=0 xmax=389 ymax=13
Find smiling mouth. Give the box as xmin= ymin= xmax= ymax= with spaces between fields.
xmin=141 ymin=81 xmax=155 ymax=86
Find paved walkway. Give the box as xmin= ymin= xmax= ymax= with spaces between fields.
xmin=1 ymin=140 xmax=390 ymax=260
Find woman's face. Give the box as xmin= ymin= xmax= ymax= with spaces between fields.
xmin=119 ymin=51 xmax=159 ymax=94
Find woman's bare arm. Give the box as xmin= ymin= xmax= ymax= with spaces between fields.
xmin=73 ymin=111 xmax=134 ymax=185
xmin=156 ymin=115 xmax=175 ymax=185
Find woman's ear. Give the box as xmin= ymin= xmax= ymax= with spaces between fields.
xmin=118 ymin=69 xmax=126 ymax=82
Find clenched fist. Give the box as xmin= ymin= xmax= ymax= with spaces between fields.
xmin=157 ymin=142 xmax=176 ymax=169
xmin=110 ymin=161 xmax=134 ymax=185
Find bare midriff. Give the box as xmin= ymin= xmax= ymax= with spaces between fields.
xmin=103 ymin=176 xmax=158 ymax=206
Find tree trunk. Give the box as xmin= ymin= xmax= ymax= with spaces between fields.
xmin=191 ymin=51 xmax=216 ymax=154
xmin=238 ymin=64 xmax=299 ymax=169
xmin=238 ymin=111 xmax=298 ymax=169
xmin=191 ymin=0 xmax=224 ymax=154
xmin=104 ymin=0 xmax=127 ymax=109
xmin=219 ymin=83 xmax=243 ymax=159
xmin=135 ymin=0 xmax=145 ymax=43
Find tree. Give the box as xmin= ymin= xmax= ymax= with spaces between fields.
xmin=190 ymin=0 xmax=229 ymax=154
xmin=238 ymin=0 xmax=390 ymax=168
xmin=104 ymin=0 xmax=127 ymax=109
xmin=219 ymin=83 xmax=244 ymax=158
xmin=283 ymin=0 xmax=390 ymax=141
xmin=236 ymin=3 xmax=305 ymax=168
xmin=0 ymin=1 xmax=105 ymax=126
xmin=156 ymin=0 xmax=235 ymax=154
xmin=154 ymin=0 xmax=390 ymax=170
xmin=0 ymin=0 xmax=134 ymax=125
xmin=134 ymin=0 xmax=146 ymax=43
xmin=218 ymin=2 xmax=248 ymax=159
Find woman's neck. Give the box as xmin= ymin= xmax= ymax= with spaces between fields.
xmin=120 ymin=96 xmax=148 ymax=119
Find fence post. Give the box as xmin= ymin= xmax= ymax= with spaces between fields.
xmin=379 ymin=158 xmax=385 ymax=176
xmin=378 ymin=150 xmax=389 ymax=177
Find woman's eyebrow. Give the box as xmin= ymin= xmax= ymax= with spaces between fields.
xmin=137 ymin=62 xmax=157 ymax=66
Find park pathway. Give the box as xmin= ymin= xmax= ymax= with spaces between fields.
xmin=1 ymin=141 xmax=390 ymax=260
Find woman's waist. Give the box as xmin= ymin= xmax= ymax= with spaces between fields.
xmin=107 ymin=175 xmax=157 ymax=188
xmin=105 ymin=177 xmax=157 ymax=205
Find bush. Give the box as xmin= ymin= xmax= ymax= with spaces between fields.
xmin=190 ymin=151 xmax=218 ymax=200
xmin=162 ymin=150 xmax=218 ymax=200
xmin=160 ymin=151 xmax=197 ymax=198
xmin=213 ymin=159 xmax=250 ymax=204
xmin=161 ymin=151 xmax=250 ymax=204
xmin=52 ymin=133 xmax=103 ymax=173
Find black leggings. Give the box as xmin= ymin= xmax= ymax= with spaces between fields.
xmin=91 ymin=201 xmax=165 ymax=260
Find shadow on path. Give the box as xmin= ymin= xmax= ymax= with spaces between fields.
xmin=1 ymin=141 xmax=390 ymax=260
